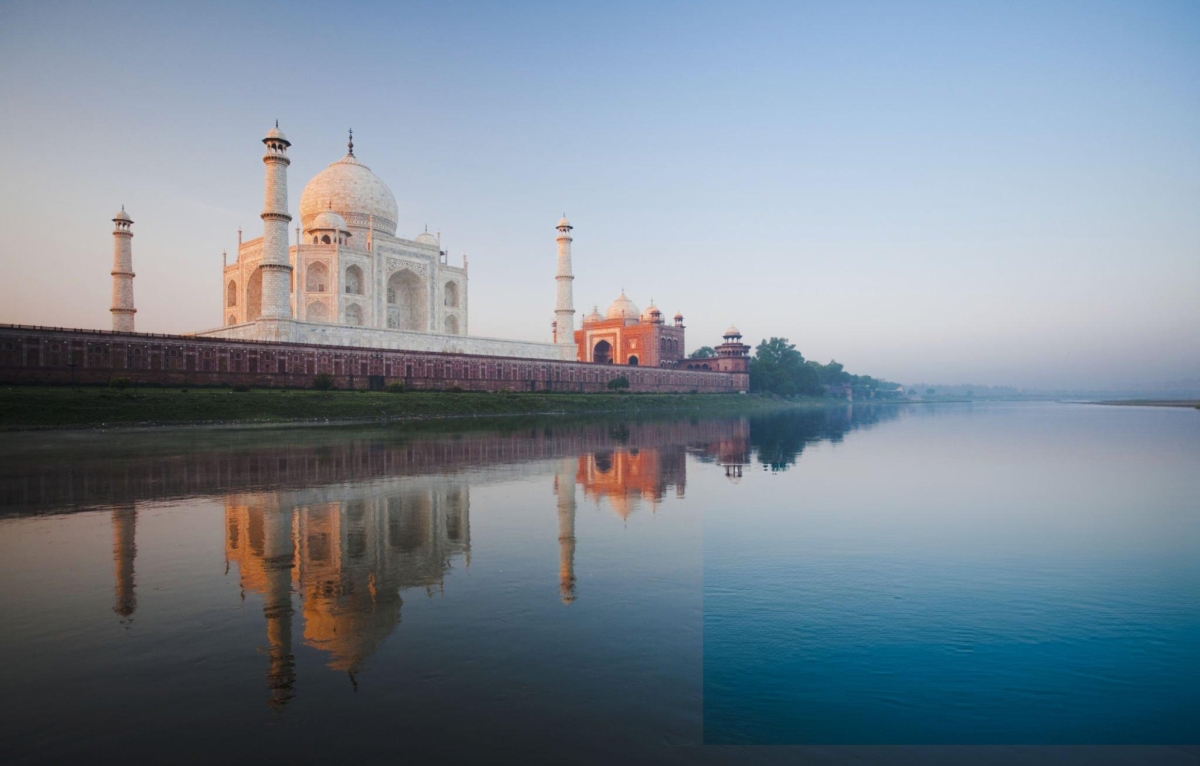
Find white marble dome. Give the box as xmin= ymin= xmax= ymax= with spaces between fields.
xmin=415 ymin=231 xmax=439 ymax=248
xmin=112 ymin=207 xmax=132 ymax=223
xmin=300 ymin=154 xmax=398 ymax=236
xmin=724 ymin=324 xmax=741 ymax=337
xmin=606 ymin=292 xmax=640 ymax=321
xmin=640 ymin=302 xmax=662 ymax=323
xmin=584 ymin=305 xmax=604 ymax=324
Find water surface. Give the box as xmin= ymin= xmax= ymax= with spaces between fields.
xmin=0 ymin=403 xmax=1196 ymax=764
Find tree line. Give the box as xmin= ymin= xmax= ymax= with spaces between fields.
xmin=745 ymin=337 xmax=902 ymax=399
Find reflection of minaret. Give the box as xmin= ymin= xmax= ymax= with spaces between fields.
xmin=554 ymin=460 xmax=577 ymax=604
xmin=111 ymin=504 xmax=137 ymax=622
xmin=261 ymin=506 xmax=296 ymax=710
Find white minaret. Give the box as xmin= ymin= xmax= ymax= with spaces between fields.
xmin=110 ymin=206 xmax=136 ymax=332
xmin=259 ymin=122 xmax=293 ymax=320
xmin=554 ymin=215 xmax=575 ymax=347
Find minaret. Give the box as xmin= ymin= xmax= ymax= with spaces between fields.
xmin=554 ymin=460 xmax=577 ymax=604
xmin=110 ymin=207 xmax=136 ymax=332
xmin=259 ymin=122 xmax=293 ymax=320
xmin=111 ymin=504 xmax=137 ymax=622
xmin=554 ymin=215 xmax=575 ymax=348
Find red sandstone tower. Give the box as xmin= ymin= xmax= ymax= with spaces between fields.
xmin=713 ymin=325 xmax=751 ymax=373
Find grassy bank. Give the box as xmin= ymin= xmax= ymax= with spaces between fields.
xmin=0 ymin=385 xmax=807 ymax=431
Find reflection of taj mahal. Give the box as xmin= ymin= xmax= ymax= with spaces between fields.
xmin=222 ymin=477 xmax=470 ymax=707
xmin=97 ymin=418 xmax=755 ymax=708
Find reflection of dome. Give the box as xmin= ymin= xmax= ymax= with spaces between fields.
xmin=606 ymin=292 xmax=640 ymax=320
xmin=300 ymin=154 xmax=398 ymax=236
xmin=310 ymin=209 xmax=348 ymax=231
xmin=584 ymin=305 xmax=603 ymax=324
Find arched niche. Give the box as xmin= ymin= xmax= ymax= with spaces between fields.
xmin=344 ymin=265 xmax=364 ymax=295
xmin=307 ymin=300 xmax=329 ymax=323
xmin=593 ymin=340 xmax=612 ymax=364
xmin=386 ymin=269 xmax=427 ymax=331
xmin=246 ymin=267 xmax=263 ymax=321
xmin=306 ymin=261 xmax=329 ymax=293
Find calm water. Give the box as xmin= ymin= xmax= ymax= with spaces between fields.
xmin=0 ymin=403 xmax=1197 ymax=764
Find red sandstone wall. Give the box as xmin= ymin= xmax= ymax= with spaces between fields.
xmin=0 ymin=325 xmax=749 ymax=394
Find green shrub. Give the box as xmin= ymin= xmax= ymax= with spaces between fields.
xmin=108 ymin=377 xmax=132 ymax=390
xmin=312 ymin=373 xmax=335 ymax=391
xmin=384 ymin=381 xmax=407 ymax=393
xmin=607 ymin=376 xmax=630 ymax=391
xmin=231 ymin=383 xmax=251 ymax=393
xmin=448 ymin=385 xmax=464 ymax=394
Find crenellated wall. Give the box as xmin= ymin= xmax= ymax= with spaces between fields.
xmin=0 ymin=325 xmax=748 ymax=393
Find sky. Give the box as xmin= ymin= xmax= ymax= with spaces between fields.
xmin=0 ymin=0 xmax=1196 ymax=390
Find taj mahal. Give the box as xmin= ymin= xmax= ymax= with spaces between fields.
xmin=0 ymin=122 xmax=749 ymax=393
xmin=112 ymin=123 xmax=750 ymax=371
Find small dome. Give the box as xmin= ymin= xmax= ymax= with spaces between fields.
xmin=674 ymin=311 xmax=684 ymax=320
xmin=264 ymin=125 xmax=289 ymax=144
xmin=112 ymin=207 xmax=132 ymax=223
xmin=584 ymin=306 xmax=604 ymax=324
xmin=606 ymin=292 xmax=640 ymax=321
xmin=415 ymin=231 xmax=439 ymax=248
xmin=724 ymin=324 xmax=742 ymax=337
xmin=640 ymin=302 xmax=662 ymax=323
xmin=557 ymin=215 xmax=572 ymax=229
xmin=310 ymin=209 xmax=348 ymax=231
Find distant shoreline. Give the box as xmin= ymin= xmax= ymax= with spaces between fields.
xmin=1091 ymin=400 xmax=1200 ymax=408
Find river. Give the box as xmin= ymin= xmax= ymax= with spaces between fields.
xmin=0 ymin=403 xmax=1195 ymax=764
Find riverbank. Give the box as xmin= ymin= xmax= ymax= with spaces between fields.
xmin=0 ymin=385 xmax=824 ymax=431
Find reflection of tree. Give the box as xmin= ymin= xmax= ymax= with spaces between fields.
xmin=748 ymin=405 xmax=903 ymax=471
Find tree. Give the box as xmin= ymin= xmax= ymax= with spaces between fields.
xmin=607 ymin=376 xmax=630 ymax=391
xmin=689 ymin=346 xmax=716 ymax=359
xmin=749 ymin=337 xmax=823 ymax=397
xmin=313 ymin=373 xmax=335 ymax=390
xmin=926 ymin=388 xmax=935 ymax=396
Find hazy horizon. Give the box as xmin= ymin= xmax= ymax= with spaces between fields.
xmin=1 ymin=0 xmax=1196 ymax=390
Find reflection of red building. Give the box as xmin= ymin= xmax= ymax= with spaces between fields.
xmin=574 ymin=293 xmax=686 ymax=367
xmin=576 ymin=447 xmax=686 ymax=519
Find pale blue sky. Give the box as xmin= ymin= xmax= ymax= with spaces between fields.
xmin=1 ymin=0 xmax=1196 ymax=388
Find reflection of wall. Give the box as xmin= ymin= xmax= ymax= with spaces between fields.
xmin=6 ymin=418 xmax=753 ymax=515
xmin=223 ymin=476 xmax=470 ymax=706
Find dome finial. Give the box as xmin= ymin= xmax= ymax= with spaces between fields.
xmin=275 ymin=119 xmax=279 ymax=128
xmin=348 ymin=128 xmax=354 ymax=157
